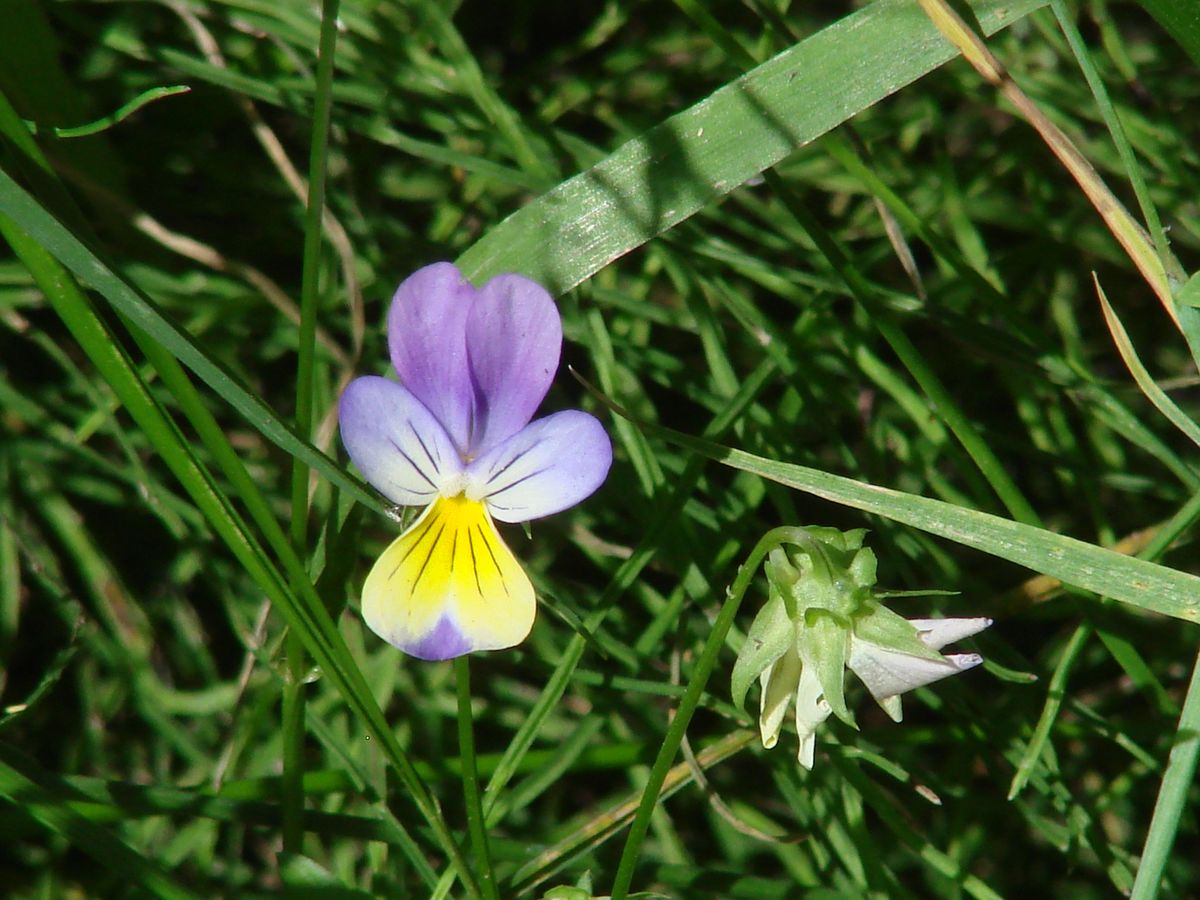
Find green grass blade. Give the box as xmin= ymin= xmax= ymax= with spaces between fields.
xmin=610 ymin=409 xmax=1200 ymax=623
xmin=0 ymin=165 xmax=384 ymax=515
xmin=455 ymin=0 xmax=1046 ymax=292
xmin=1096 ymin=279 xmax=1200 ymax=450
xmin=1130 ymin=649 xmax=1200 ymax=900
xmin=283 ymin=0 xmax=341 ymax=856
xmin=1008 ymin=623 xmax=1092 ymax=800
xmin=454 ymin=657 xmax=498 ymax=900
xmin=21 ymin=85 xmax=190 ymax=138
xmin=0 ymin=195 xmax=479 ymax=898
xmin=0 ymin=745 xmax=198 ymax=900
xmin=1051 ymin=0 xmax=1180 ymax=282
xmin=1133 ymin=0 xmax=1200 ymax=65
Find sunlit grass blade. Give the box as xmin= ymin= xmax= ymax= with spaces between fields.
xmin=1130 ymin=650 xmax=1200 ymax=900
xmin=1050 ymin=1 xmax=1179 ymax=281
xmin=456 ymin=0 xmax=1047 ymax=292
xmin=914 ymin=0 xmax=1176 ymax=327
xmin=593 ymin=392 xmax=1200 ymax=623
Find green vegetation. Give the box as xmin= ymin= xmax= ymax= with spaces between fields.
xmin=1 ymin=0 xmax=1198 ymax=896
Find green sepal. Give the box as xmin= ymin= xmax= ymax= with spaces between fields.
xmin=798 ymin=609 xmax=854 ymax=727
xmin=848 ymin=546 xmax=877 ymax=588
xmin=731 ymin=587 xmax=793 ymax=712
xmin=852 ymin=603 xmax=944 ymax=663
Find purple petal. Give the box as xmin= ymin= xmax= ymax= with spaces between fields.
xmin=407 ymin=616 xmax=473 ymax=662
xmin=387 ymin=262 xmax=476 ymax=452
xmin=339 ymin=376 xmax=463 ymax=506
xmin=464 ymin=410 xmax=611 ymax=522
xmin=464 ymin=273 xmax=562 ymax=456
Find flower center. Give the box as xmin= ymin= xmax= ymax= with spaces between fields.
xmin=437 ymin=470 xmax=468 ymax=498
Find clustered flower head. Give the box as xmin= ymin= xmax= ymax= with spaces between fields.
xmin=732 ymin=528 xmax=990 ymax=769
xmin=339 ymin=263 xmax=612 ymax=661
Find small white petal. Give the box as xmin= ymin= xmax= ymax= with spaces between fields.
xmin=848 ymin=638 xmax=983 ymax=702
xmin=878 ymin=694 xmax=904 ymax=723
xmin=758 ymin=649 xmax=801 ymax=750
xmin=797 ymin=730 xmax=817 ymax=770
xmin=793 ymin=663 xmax=832 ymax=770
xmin=909 ymin=617 xmax=992 ymax=650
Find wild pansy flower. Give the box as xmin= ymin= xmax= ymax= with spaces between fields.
xmin=732 ymin=528 xmax=990 ymax=768
xmin=339 ymin=263 xmax=612 ymax=661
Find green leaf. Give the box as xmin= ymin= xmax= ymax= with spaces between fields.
xmin=456 ymin=0 xmax=1047 ymax=293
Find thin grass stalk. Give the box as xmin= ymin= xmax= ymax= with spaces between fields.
xmin=1048 ymin=0 xmax=1180 ymax=281
xmin=455 ymin=658 xmax=498 ymax=900
xmin=609 ymin=527 xmax=811 ymax=899
xmin=283 ymin=0 xmax=342 ymax=855
xmin=1131 ymin=649 xmax=1200 ymax=900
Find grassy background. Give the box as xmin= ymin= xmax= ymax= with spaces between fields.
xmin=1 ymin=0 xmax=1199 ymax=896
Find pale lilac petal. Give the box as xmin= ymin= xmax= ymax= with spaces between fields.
xmin=464 ymin=273 xmax=562 ymax=455
xmin=387 ymin=262 xmax=476 ymax=452
xmin=463 ymin=411 xmax=611 ymax=523
xmin=339 ymin=376 xmax=463 ymax=506
xmin=848 ymin=638 xmax=983 ymax=702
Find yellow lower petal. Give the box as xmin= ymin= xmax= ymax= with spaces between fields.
xmin=361 ymin=495 xmax=535 ymax=660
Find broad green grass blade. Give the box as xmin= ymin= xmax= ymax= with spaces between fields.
xmin=0 ymin=165 xmax=383 ymax=514
xmin=456 ymin=0 xmax=1046 ymax=292
xmin=1134 ymin=0 xmax=1200 ymax=65
xmin=623 ymin=414 xmax=1200 ymax=623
